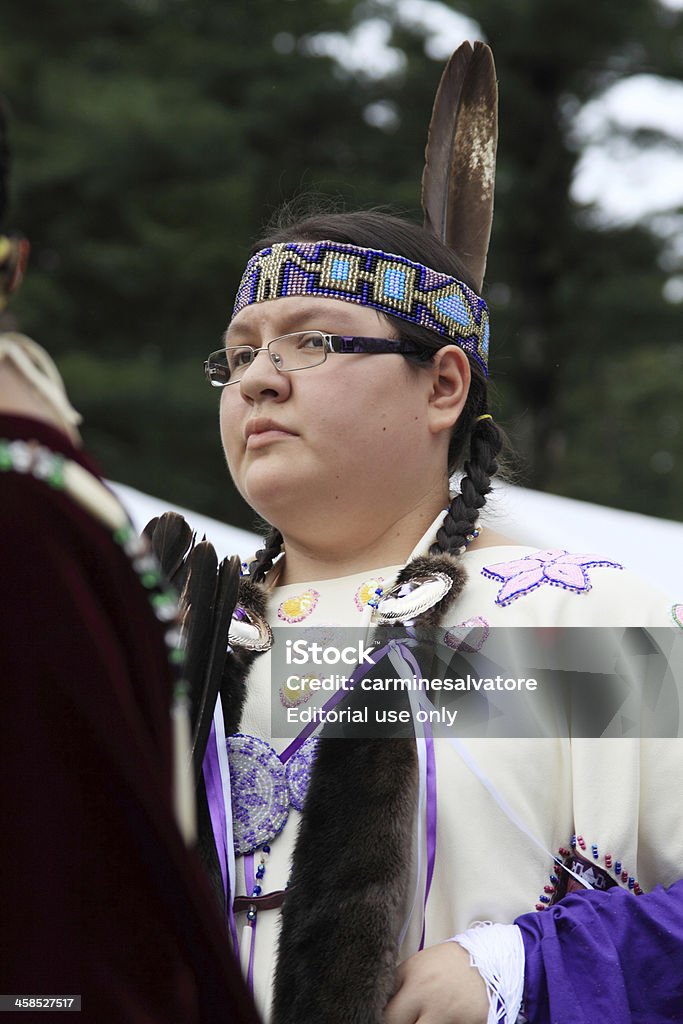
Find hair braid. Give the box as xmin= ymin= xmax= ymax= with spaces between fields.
xmin=248 ymin=527 xmax=283 ymax=582
xmin=430 ymin=418 xmax=503 ymax=557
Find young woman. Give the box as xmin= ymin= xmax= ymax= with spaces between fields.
xmin=202 ymin=209 xmax=683 ymax=1024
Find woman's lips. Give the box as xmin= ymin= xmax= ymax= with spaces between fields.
xmin=245 ymin=428 xmax=297 ymax=450
xmin=244 ymin=418 xmax=298 ymax=449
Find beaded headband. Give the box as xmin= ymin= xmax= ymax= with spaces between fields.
xmin=232 ymin=240 xmax=490 ymax=374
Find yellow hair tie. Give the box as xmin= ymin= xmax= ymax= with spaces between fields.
xmin=475 ymin=413 xmax=493 ymax=423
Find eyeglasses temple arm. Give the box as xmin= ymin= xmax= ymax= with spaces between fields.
xmin=329 ymin=335 xmax=424 ymax=356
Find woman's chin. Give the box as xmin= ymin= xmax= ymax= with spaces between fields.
xmin=240 ymin=468 xmax=308 ymax=524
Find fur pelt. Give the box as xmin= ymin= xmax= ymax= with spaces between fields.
xmin=272 ymin=737 xmax=418 ymax=1024
xmin=196 ymin=554 xmax=461 ymax=1011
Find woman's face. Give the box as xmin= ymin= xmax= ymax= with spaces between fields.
xmin=219 ymin=295 xmax=454 ymax=537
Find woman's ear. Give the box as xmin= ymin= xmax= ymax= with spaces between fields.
xmin=427 ymin=345 xmax=471 ymax=435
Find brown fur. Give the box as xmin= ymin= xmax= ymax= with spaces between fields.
xmin=272 ymin=738 xmax=418 ymax=1024
xmin=196 ymin=555 xmax=464 ymax=1014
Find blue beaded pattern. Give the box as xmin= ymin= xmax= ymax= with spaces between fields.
xmin=227 ymin=734 xmax=319 ymax=855
xmin=232 ymin=241 xmax=490 ymax=375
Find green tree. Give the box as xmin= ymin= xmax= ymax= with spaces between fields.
xmin=1 ymin=0 xmax=681 ymax=525
xmin=443 ymin=0 xmax=683 ymax=508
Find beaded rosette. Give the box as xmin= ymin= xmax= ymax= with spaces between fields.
xmin=227 ymin=734 xmax=319 ymax=855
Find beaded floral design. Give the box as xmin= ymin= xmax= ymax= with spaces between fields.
xmin=277 ymin=588 xmax=320 ymax=623
xmin=354 ymin=577 xmax=385 ymax=612
xmin=444 ymin=616 xmax=490 ymax=652
xmin=227 ymin=734 xmax=319 ymax=855
xmin=672 ymin=604 xmax=683 ymax=628
xmin=481 ymin=549 xmax=623 ymax=607
xmin=279 ymin=674 xmax=318 ymax=709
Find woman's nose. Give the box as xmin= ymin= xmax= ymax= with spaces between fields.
xmin=238 ymin=348 xmax=291 ymax=402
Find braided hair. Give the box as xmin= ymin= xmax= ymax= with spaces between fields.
xmin=249 ymin=527 xmax=283 ymax=583
xmin=246 ymin=208 xmax=505 ymax=575
xmin=425 ymin=350 xmax=502 ymax=557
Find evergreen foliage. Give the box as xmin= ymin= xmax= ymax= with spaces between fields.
xmin=1 ymin=0 xmax=681 ymax=527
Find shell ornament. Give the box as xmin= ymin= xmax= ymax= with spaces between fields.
xmin=373 ymin=572 xmax=454 ymax=624
xmin=228 ymin=605 xmax=273 ymax=652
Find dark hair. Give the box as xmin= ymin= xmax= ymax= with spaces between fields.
xmin=248 ymin=208 xmax=505 ymax=579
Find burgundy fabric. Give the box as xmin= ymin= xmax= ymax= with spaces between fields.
xmin=516 ymin=880 xmax=683 ymax=1023
xmin=0 ymin=415 xmax=259 ymax=1024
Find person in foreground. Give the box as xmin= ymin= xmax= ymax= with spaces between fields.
xmin=186 ymin=43 xmax=683 ymax=1024
xmin=0 ymin=104 xmax=260 ymax=1023
xmin=0 ymin=346 xmax=264 ymax=1024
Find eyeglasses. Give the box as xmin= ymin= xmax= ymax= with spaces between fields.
xmin=204 ymin=331 xmax=431 ymax=387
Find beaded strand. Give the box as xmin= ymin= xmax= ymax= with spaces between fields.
xmin=1 ymin=437 xmax=195 ymax=839
xmin=246 ymin=844 xmax=271 ymax=926
xmin=535 ymin=837 xmax=643 ymax=911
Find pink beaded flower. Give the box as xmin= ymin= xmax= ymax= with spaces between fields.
xmin=482 ymin=548 xmax=622 ymax=607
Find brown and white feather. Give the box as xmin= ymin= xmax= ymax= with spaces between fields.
xmin=421 ymin=40 xmax=498 ymax=293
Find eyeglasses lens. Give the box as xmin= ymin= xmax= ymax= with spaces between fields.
xmin=206 ymin=332 xmax=328 ymax=386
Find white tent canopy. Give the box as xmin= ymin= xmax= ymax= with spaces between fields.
xmin=111 ymin=480 xmax=682 ymax=601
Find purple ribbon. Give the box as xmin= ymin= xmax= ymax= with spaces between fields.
xmin=244 ymin=853 xmax=256 ymax=994
xmin=202 ymin=720 xmax=240 ymax=953
xmin=393 ymin=642 xmax=438 ymax=951
xmin=277 ymin=652 xmax=368 ymax=763
xmin=279 ymin=637 xmax=407 ymax=761
xmin=420 ymin=720 xmax=436 ymax=950
xmin=206 ymin=635 xmax=439 ymax=963
xmin=279 ymin=637 xmax=439 ymax=951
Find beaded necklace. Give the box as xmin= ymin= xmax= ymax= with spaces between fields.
xmin=0 ymin=436 xmax=196 ymax=843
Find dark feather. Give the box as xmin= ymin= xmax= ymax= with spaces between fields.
xmin=144 ymin=511 xmax=195 ymax=590
xmin=180 ymin=540 xmax=219 ymax=730
xmin=142 ymin=515 xmax=158 ymax=540
xmin=421 ymin=40 xmax=498 ymax=293
xmin=190 ymin=554 xmax=241 ymax=779
xmin=143 ymin=513 xmax=242 ymax=781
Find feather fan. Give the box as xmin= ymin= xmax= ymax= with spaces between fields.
xmin=187 ymin=548 xmax=241 ymax=781
xmin=143 ymin=512 xmax=241 ymax=779
xmin=421 ymin=40 xmax=498 ymax=293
